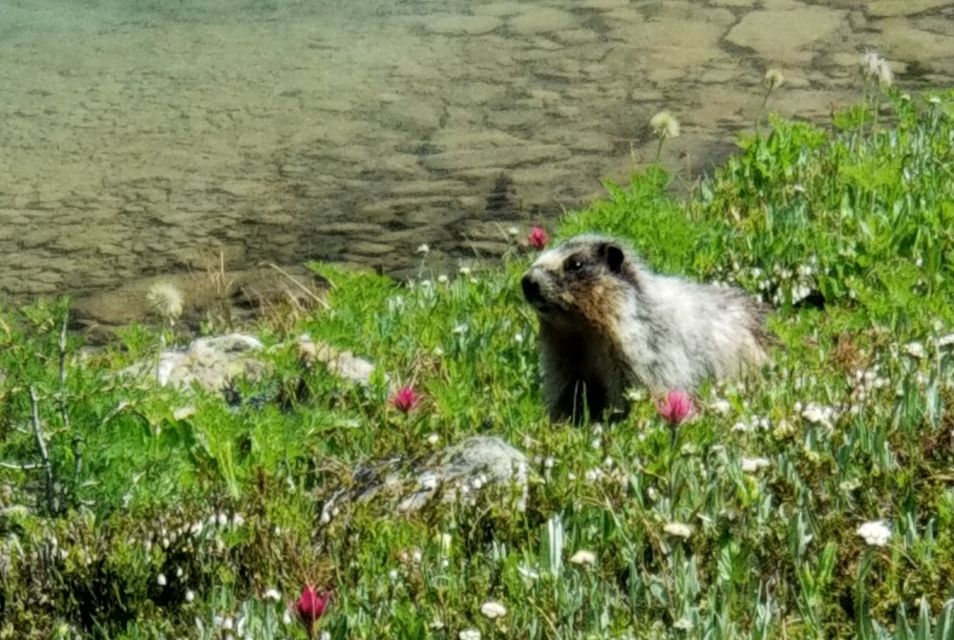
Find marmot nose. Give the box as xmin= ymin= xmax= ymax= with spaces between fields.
xmin=521 ymin=273 xmax=542 ymax=303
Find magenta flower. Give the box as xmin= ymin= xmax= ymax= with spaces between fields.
xmin=390 ymin=386 xmax=420 ymax=413
xmin=656 ymin=390 xmax=694 ymax=425
xmin=528 ymin=226 xmax=549 ymax=250
xmin=296 ymin=584 xmax=331 ymax=638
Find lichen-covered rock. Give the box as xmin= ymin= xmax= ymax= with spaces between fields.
xmin=123 ymin=333 xmax=266 ymax=392
xmin=318 ymin=436 xmax=529 ymax=523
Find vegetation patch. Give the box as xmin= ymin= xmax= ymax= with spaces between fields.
xmin=2 ymin=87 xmax=954 ymax=639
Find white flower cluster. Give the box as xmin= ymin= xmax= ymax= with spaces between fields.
xmin=857 ymin=519 xmax=891 ymax=547
xmin=860 ymin=51 xmax=893 ymax=87
xmin=797 ymin=401 xmax=839 ymax=430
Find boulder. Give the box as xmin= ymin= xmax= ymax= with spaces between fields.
xmin=318 ymin=436 xmax=529 ymax=523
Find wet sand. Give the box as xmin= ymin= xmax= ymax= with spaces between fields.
xmin=2 ymin=0 xmax=953 ymax=316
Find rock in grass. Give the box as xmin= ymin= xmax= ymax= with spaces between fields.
xmin=122 ymin=333 xmax=266 ymax=392
xmin=297 ymin=334 xmax=386 ymax=388
xmin=319 ymin=436 xmax=529 ymax=521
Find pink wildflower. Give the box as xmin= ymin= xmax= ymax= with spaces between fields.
xmin=656 ymin=390 xmax=694 ymax=425
xmin=296 ymin=584 xmax=330 ymax=638
xmin=390 ymin=386 xmax=420 ymax=413
xmin=528 ymin=226 xmax=549 ymax=250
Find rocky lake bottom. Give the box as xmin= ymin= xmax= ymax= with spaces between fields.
xmin=2 ymin=0 xmax=953 ymax=327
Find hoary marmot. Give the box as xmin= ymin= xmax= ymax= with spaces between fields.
xmin=521 ymin=233 xmax=769 ymax=421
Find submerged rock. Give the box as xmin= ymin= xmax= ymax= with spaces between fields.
xmin=318 ymin=435 xmax=529 ymax=522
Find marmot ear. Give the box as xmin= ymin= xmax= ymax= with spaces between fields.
xmin=600 ymin=242 xmax=626 ymax=273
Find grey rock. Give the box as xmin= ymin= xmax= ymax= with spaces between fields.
xmin=122 ymin=333 xmax=266 ymax=392
xmin=318 ymin=436 xmax=529 ymax=523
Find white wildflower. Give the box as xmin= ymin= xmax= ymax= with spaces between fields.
xmin=459 ymin=630 xmax=482 ymax=640
xmin=740 ymin=457 xmax=771 ymax=473
xmin=801 ymin=403 xmax=837 ymax=429
xmin=172 ymin=406 xmax=196 ymax=421
xmin=506 ymin=226 xmax=519 ymax=236
xmin=904 ymin=342 xmax=927 ymax=359
xmin=857 ymin=519 xmax=891 ymax=547
xmin=437 ymin=274 xmax=449 ymax=284
xmin=480 ymin=601 xmax=507 ymax=619
xmin=426 ymin=432 xmax=440 ymax=445
xmin=416 ymin=243 xmax=430 ymax=254
xmin=458 ymin=266 xmax=472 ymax=276
xmin=569 ymin=549 xmax=597 ymax=566
xmin=663 ymin=522 xmax=693 ymax=539
xmin=877 ymin=58 xmax=893 ymax=86
xmin=764 ymin=68 xmax=785 ymax=90
xmin=860 ymin=50 xmax=883 ymax=80
xmin=146 ymin=282 xmax=184 ymax=323
xmin=264 ymin=588 xmax=281 ymax=602
xmin=185 ymin=589 xmax=195 ymax=603
xmin=452 ymin=323 xmax=468 ymax=335
xmin=709 ymin=399 xmax=732 ymax=415
xmin=649 ymin=110 xmax=680 ymax=139
xmin=157 ymin=573 xmax=167 ymax=586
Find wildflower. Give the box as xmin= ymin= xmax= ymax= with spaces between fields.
xmin=860 ymin=50 xmax=883 ymax=80
xmin=569 ymin=549 xmax=597 ymax=566
xmin=416 ymin=243 xmax=430 ymax=255
xmin=459 ymin=630 xmax=482 ymax=640
xmin=296 ymin=585 xmax=331 ymax=638
xmin=264 ymin=588 xmax=282 ymax=602
xmin=904 ymin=342 xmax=927 ymax=359
xmin=740 ymin=457 xmax=771 ymax=473
xmin=157 ymin=573 xmax=167 ymax=586
xmin=663 ymin=522 xmax=693 ymax=539
xmin=437 ymin=274 xmax=449 ymax=284
xmin=173 ymin=406 xmax=196 ymax=421
xmin=656 ymin=390 xmax=694 ymax=425
xmin=857 ymin=520 xmax=891 ymax=547
xmin=763 ymin=68 xmax=785 ymax=90
xmin=458 ymin=266 xmax=472 ymax=276
xmin=480 ymin=601 xmax=507 ymax=619
xmin=185 ymin=589 xmax=195 ymax=603
xmin=650 ymin=110 xmax=681 ymax=139
xmin=877 ymin=58 xmax=893 ymax=86
xmin=673 ymin=617 xmax=694 ymax=631
xmin=528 ymin=226 xmax=548 ymax=250
xmin=390 ymin=386 xmax=420 ymax=413
xmin=146 ymin=282 xmax=184 ymax=324
xmin=506 ymin=226 xmax=519 ymax=236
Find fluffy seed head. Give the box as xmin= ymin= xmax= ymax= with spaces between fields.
xmin=764 ymin=68 xmax=785 ymax=90
xmin=650 ymin=110 xmax=680 ymax=139
xmin=146 ymin=282 xmax=184 ymax=322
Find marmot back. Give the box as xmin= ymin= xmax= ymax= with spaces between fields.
xmin=521 ymin=233 xmax=769 ymax=421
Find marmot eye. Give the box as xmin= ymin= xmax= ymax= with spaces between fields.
xmin=564 ymin=258 xmax=585 ymax=272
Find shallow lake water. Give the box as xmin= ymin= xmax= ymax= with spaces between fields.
xmin=2 ymin=0 xmax=953 ymax=319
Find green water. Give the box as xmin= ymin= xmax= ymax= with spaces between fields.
xmin=1 ymin=0 xmax=952 ymax=318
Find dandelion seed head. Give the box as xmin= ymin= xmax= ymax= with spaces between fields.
xmin=146 ymin=282 xmax=184 ymax=322
xmin=650 ymin=110 xmax=681 ymax=139
xmin=764 ymin=68 xmax=785 ymax=90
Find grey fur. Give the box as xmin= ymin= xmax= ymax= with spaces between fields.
xmin=521 ymin=233 xmax=769 ymax=421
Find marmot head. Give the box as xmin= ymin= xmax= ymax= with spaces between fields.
xmin=521 ymin=234 xmax=641 ymax=326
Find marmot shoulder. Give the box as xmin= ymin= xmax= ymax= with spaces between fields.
xmin=521 ymin=233 xmax=769 ymax=421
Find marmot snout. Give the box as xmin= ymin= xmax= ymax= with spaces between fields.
xmin=522 ymin=234 xmax=769 ymax=421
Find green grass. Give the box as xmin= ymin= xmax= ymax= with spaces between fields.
xmin=2 ymin=88 xmax=954 ymax=639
